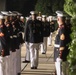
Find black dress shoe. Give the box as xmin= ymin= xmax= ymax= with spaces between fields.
xmin=34 ymin=67 xmax=37 ymax=69
xmin=17 ymin=73 xmax=21 ymax=75
xmin=42 ymin=52 xmax=46 ymax=54
xmin=22 ymin=60 xmax=30 ymax=63
xmin=31 ymin=67 xmax=37 ymax=69
xmin=31 ymin=67 xmax=34 ymax=69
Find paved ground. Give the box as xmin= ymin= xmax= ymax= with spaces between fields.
xmin=21 ymin=32 xmax=56 ymax=75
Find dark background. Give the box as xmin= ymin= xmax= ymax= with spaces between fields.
xmin=0 ymin=0 xmax=37 ymax=16
xmin=0 ymin=0 xmax=6 ymax=11
xmin=0 ymin=0 xmax=64 ymax=16
xmin=6 ymin=0 xmax=37 ymax=16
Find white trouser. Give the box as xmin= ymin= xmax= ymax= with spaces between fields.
xmin=0 ymin=56 xmax=4 ymax=75
xmin=41 ymin=37 xmax=47 ymax=53
xmin=10 ymin=51 xmax=13 ymax=75
xmin=16 ymin=49 xmax=21 ymax=74
xmin=48 ymin=32 xmax=52 ymax=45
xmin=4 ymin=55 xmax=10 ymax=75
xmin=29 ymin=43 xmax=40 ymax=67
xmin=55 ymin=57 xmax=69 ymax=75
xmin=10 ymin=51 xmax=17 ymax=75
xmin=25 ymin=42 xmax=30 ymax=61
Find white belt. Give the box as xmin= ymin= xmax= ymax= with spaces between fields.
xmin=13 ymin=35 xmax=17 ymax=38
xmin=54 ymin=44 xmax=60 ymax=48
xmin=10 ymin=36 xmax=13 ymax=38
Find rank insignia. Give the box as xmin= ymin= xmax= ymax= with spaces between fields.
xmin=60 ymin=34 xmax=65 ymax=40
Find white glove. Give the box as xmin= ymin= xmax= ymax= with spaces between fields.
xmin=0 ymin=56 xmax=3 ymax=63
xmin=56 ymin=57 xmax=62 ymax=62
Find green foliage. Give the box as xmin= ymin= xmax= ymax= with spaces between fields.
xmin=35 ymin=0 xmax=52 ymax=15
xmin=52 ymin=0 xmax=65 ymax=12
xmin=64 ymin=0 xmax=76 ymax=75
xmin=35 ymin=0 xmax=65 ymax=15
xmin=68 ymin=17 xmax=76 ymax=75
xmin=64 ymin=0 xmax=76 ymax=17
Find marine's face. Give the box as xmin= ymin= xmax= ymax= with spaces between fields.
xmin=17 ymin=15 xmax=20 ymax=19
xmin=31 ymin=14 xmax=36 ymax=20
xmin=49 ymin=17 xmax=52 ymax=22
xmin=38 ymin=18 xmax=42 ymax=21
xmin=57 ymin=16 xmax=61 ymax=23
xmin=42 ymin=17 xmax=46 ymax=22
xmin=57 ymin=16 xmax=62 ymax=27
xmin=0 ymin=19 xmax=3 ymax=25
xmin=9 ymin=16 xmax=13 ymax=21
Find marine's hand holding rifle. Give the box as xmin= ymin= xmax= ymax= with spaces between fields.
xmin=59 ymin=50 xmax=63 ymax=59
xmin=1 ymin=50 xmax=4 ymax=57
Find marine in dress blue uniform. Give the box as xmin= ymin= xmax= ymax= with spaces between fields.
xmin=41 ymin=15 xmax=50 ymax=54
xmin=25 ymin=11 xmax=43 ymax=69
xmin=23 ymin=17 xmax=30 ymax=63
xmin=47 ymin=16 xmax=55 ymax=46
xmin=54 ymin=11 xmax=71 ymax=75
xmin=0 ymin=13 xmax=9 ymax=75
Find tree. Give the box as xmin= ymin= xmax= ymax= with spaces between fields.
xmin=35 ymin=0 xmax=65 ymax=15
xmin=52 ymin=0 xmax=65 ymax=13
xmin=35 ymin=0 xmax=53 ymax=15
xmin=64 ymin=0 xmax=76 ymax=17
xmin=64 ymin=0 xmax=76 ymax=75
